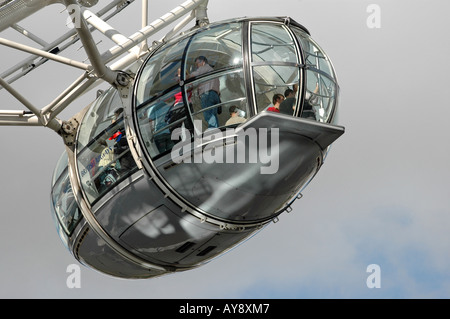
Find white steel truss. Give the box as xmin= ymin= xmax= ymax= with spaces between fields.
xmin=0 ymin=0 xmax=209 ymax=133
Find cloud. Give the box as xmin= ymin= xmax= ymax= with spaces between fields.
xmin=2 ymin=0 xmax=450 ymax=299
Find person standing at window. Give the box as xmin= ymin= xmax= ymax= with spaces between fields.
xmin=187 ymin=56 xmax=221 ymax=128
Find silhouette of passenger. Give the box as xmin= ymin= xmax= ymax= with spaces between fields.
xmin=187 ymin=56 xmax=221 ymax=128
xmin=225 ymin=105 xmax=246 ymax=125
xmin=267 ymin=93 xmax=284 ymax=113
xmin=279 ymin=89 xmax=296 ymax=114
xmin=148 ymin=101 xmax=174 ymax=154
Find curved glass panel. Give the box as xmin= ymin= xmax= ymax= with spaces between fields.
xmin=303 ymin=69 xmax=337 ymax=122
xmin=293 ymin=26 xmax=336 ymax=78
xmin=77 ymin=88 xmax=123 ymax=149
xmin=189 ymin=69 xmax=248 ymax=131
xmin=252 ymin=65 xmax=300 ymax=114
xmin=136 ymin=70 xmax=249 ymax=160
xmin=51 ymin=152 xmax=82 ymax=236
xmin=136 ymin=88 xmax=183 ymax=159
xmin=134 ymin=19 xmax=340 ymax=161
xmin=251 ymin=23 xmax=298 ymax=64
xmin=135 ymin=21 xmax=248 ymax=160
xmin=135 ymin=37 xmax=189 ymax=106
xmin=292 ymin=26 xmax=338 ymax=122
xmin=77 ymin=88 xmax=138 ymax=204
xmin=184 ymin=22 xmax=243 ymax=77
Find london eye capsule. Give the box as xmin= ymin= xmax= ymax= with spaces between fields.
xmin=50 ymin=17 xmax=344 ymax=279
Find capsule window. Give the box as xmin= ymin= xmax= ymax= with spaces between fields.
xmin=136 ymin=88 xmax=184 ymax=159
xmin=51 ymin=152 xmax=82 ymax=236
xmin=292 ymin=26 xmax=338 ymax=122
xmin=135 ymin=38 xmax=189 ymax=106
xmin=76 ymin=88 xmax=138 ymax=204
xmin=184 ymin=22 xmax=243 ymax=77
xmin=252 ymin=65 xmax=300 ymax=115
xmin=251 ymin=23 xmax=298 ymax=64
xmin=188 ymin=69 xmax=248 ymax=132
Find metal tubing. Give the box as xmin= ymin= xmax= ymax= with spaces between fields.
xmin=46 ymin=76 xmax=98 ymax=121
xmin=0 ymin=37 xmax=91 ymax=71
xmin=195 ymin=0 xmax=209 ymax=25
xmin=0 ymin=76 xmax=61 ymax=131
xmin=161 ymin=11 xmax=195 ymax=43
xmin=101 ymin=0 xmax=208 ymax=64
xmin=83 ymin=9 xmax=136 ymax=53
xmin=11 ymin=23 xmax=49 ymax=47
xmin=1 ymin=0 xmax=129 ymax=82
xmin=63 ymin=0 xmax=117 ymax=84
xmin=141 ymin=0 xmax=149 ymax=51
xmin=0 ymin=115 xmax=41 ymax=126
xmin=41 ymin=72 xmax=88 ymax=115
xmin=0 ymin=76 xmax=41 ymax=116
xmin=0 ymin=110 xmax=31 ymax=116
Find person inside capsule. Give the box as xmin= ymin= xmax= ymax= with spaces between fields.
xmin=110 ymin=108 xmax=135 ymax=172
xmin=147 ymin=97 xmax=175 ymax=153
xmin=165 ymin=68 xmax=193 ymax=136
xmin=225 ymin=105 xmax=246 ymax=126
xmin=279 ymin=88 xmax=295 ymax=114
xmin=186 ymin=56 xmax=221 ymax=128
xmin=267 ymin=93 xmax=284 ymax=113
xmin=96 ymin=107 xmax=135 ymax=191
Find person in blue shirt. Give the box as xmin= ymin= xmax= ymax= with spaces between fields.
xmin=148 ymin=100 xmax=174 ymax=154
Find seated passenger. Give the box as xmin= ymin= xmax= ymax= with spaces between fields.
xmin=267 ymin=93 xmax=284 ymax=113
xmin=148 ymin=101 xmax=174 ymax=154
xmin=225 ymin=105 xmax=246 ymax=125
xmin=279 ymin=89 xmax=296 ymax=114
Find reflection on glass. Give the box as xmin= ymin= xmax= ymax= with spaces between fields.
xmin=136 ymin=70 xmax=249 ymax=159
xmin=189 ymin=69 xmax=248 ymax=132
xmin=135 ymin=38 xmax=189 ymax=106
xmin=77 ymin=88 xmax=123 ymax=149
xmin=251 ymin=23 xmax=298 ymax=63
xmin=302 ymin=69 xmax=337 ymax=122
xmin=77 ymin=90 xmax=137 ymax=204
xmin=187 ymin=56 xmax=221 ymax=129
xmin=51 ymin=152 xmax=81 ymax=236
xmin=185 ymin=23 xmax=243 ymax=77
xmin=137 ymin=88 xmax=195 ymax=159
xmin=133 ymin=19 xmax=339 ymax=161
xmin=252 ymin=65 xmax=299 ymax=114
xmin=292 ymin=26 xmax=338 ymax=122
xmin=293 ymin=26 xmax=335 ymax=78
xmin=137 ymin=90 xmax=177 ymax=158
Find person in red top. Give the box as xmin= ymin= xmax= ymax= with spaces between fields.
xmin=267 ymin=93 xmax=284 ymax=113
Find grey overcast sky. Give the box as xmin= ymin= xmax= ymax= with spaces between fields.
xmin=1 ymin=0 xmax=450 ymax=298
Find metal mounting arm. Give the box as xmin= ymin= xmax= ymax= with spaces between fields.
xmin=0 ymin=0 xmax=210 ymax=135
xmin=63 ymin=0 xmax=117 ymax=84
